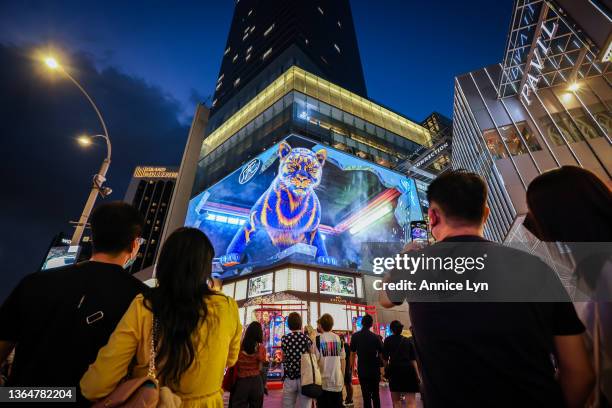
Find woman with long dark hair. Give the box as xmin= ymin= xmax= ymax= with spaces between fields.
xmin=229 ymin=321 xmax=267 ymax=408
xmin=81 ymin=227 xmax=242 ymax=407
xmin=526 ymin=166 xmax=611 ymax=407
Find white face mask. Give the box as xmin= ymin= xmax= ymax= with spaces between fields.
xmin=123 ymin=255 xmax=136 ymax=269
xmin=124 ymin=238 xmax=143 ymax=269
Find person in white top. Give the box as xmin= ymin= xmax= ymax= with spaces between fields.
xmin=315 ymin=314 xmax=346 ymax=408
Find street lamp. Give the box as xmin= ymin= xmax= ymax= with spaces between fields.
xmin=44 ymin=55 xmax=112 ymax=245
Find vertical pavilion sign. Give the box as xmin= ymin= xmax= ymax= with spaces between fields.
xmin=519 ymin=9 xmax=559 ymax=105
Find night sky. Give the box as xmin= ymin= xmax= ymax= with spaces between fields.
xmin=0 ymin=0 xmax=512 ymax=300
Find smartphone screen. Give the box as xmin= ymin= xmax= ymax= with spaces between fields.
xmin=410 ymin=221 xmax=428 ymax=242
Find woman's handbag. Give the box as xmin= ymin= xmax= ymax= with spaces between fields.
xmin=222 ymin=365 xmax=238 ymax=392
xmin=92 ymin=319 xmax=182 ymax=408
xmin=300 ymin=351 xmax=323 ymax=398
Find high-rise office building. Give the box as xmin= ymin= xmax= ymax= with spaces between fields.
xmin=452 ymin=0 xmax=611 ymax=243
xmin=181 ymin=0 xmax=436 ymax=330
xmin=209 ymin=0 xmax=367 ymax=128
xmin=123 ymin=166 xmax=178 ymax=274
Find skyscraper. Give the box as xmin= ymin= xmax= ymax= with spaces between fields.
xmin=123 ymin=165 xmax=178 ymax=274
xmin=209 ymin=0 xmax=367 ymax=127
xmin=175 ymin=0 xmax=436 ymax=331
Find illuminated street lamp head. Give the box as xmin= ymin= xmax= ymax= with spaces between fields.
xmin=44 ymin=57 xmax=60 ymax=70
xmin=77 ymin=135 xmax=92 ymax=146
xmin=568 ymin=82 xmax=580 ymax=92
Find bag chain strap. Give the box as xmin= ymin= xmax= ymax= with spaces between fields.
xmin=147 ymin=318 xmax=158 ymax=379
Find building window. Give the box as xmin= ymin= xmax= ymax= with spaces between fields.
xmin=320 ymin=55 xmax=328 ymax=64
xmin=242 ymin=32 xmax=249 ymax=41
xmin=264 ymin=23 xmax=275 ymax=36
xmin=224 ymin=46 xmax=231 ymax=56
xmin=334 ymin=43 xmax=341 ymax=53
xmin=212 ymin=98 xmax=218 ymax=107
xmin=234 ymin=77 xmax=241 ymax=87
xmin=247 ymin=9 xmax=253 ymax=16
xmin=262 ymin=47 xmax=272 ymax=60
xmin=482 ymin=129 xmax=508 ymax=160
xmin=245 ymin=54 xmax=251 ymax=61
xmin=337 ymin=20 xmax=342 ymax=28
xmin=232 ymin=54 xmax=238 ymax=63
xmin=246 ymin=46 xmax=253 ymax=54
xmin=317 ymin=6 xmax=324 ymax=15
xmin=250 ymin=25 xmax=255 ymax=33
xmin=305 ymin=38 xmax=309 ymax=45
xmin=215 ymin=82 xmax=222 ymax=91
xmin=217 ymin=73 xmax=224 ymax=83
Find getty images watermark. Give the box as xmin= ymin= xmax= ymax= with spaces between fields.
xmin=371 ymin=253 xmax=490 ymax=294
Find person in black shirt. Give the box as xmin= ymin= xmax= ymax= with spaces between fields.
xmin=383 ymin=321 xmax=419 ymax=408
xmin=379 ymin=171 xmax=594 ymax=408
xmin=350 ymin=314 xmax=383 ymax=408
xmin=0 ymin=202 xmax=147 ymax=404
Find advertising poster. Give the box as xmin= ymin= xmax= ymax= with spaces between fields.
xmin=186 ymin=134 xmax=423 ymax=273
xmin=248 ymin=273 xmax=273 ymax=297
xmin=319 ymin=273 xmax=355 ymax=297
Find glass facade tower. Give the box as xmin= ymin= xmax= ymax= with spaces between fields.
xmin=452 ymin=0 xmax=611 ymax=243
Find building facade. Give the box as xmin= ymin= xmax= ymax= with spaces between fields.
xmin=195 ymin=66 xmax=432 ymax=194
xmin=123 ymin=166 xmax=178 ymax=274
xmin=452 ymin=0 xmax=611 ymax=243
xmin=181 ymin=0 xmax=437 ymax=331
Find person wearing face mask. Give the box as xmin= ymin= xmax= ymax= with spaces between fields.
xmin=0 ymin=201 xmax=147 ymax=405
xmin=379 ymin=171 xmax=594 ymax=408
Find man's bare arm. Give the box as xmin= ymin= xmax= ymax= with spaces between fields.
xmin=0 ymin=341 xmax=15 ymax=367
xmin=379 ymin=272 xmax=398 ymax=308
xmin=554 ymin=334 xmax=594 ymax=408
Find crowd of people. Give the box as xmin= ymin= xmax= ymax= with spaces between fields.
xmin=0 ymin=165 xmax=609 ymax=408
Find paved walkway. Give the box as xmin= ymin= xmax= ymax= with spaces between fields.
xmin=224 ymin=384 xmax=424 ymax=407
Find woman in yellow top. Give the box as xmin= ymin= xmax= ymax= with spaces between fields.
xmin=81 ymin=227 xmax=242 ymax=408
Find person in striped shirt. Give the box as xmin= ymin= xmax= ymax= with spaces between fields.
xmin=315 ymin=314 xmax=345 ymax=407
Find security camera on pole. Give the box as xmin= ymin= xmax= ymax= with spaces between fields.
xmin=44 ymin=56 xmax=113 ymax=246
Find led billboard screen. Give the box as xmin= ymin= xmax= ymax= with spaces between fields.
xmin=41 ymin=245 xmax=81 ymax=270
xmin=186 ymin=135 xmax=423 ymax=273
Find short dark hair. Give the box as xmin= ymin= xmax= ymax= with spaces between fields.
xmin=318 ymin=314 xmax=334 ymax=332
xmin=90 ymin=202 xmax=144 ymax=254
xmin=287 ymin=312 xmax=302 ymax=331
xmin=427 ymin=170 xmax=487 ymax=225
xmin=361 ymin=314 xmax=373 ymax=329
xmin=390 ymin=320 xmax=404 ymax=335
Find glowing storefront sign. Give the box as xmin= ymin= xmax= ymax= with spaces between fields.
xmin=519 ymin=21 xmax=559 ymax=105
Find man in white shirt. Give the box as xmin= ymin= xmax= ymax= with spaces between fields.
xmin=315 ymin=313 xmax=346 ymax=407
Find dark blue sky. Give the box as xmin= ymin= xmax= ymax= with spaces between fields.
xmin=0 ymin=0 xmax=513 ymax=299
xmin=0 ymin=0 xmax=513 ymax=122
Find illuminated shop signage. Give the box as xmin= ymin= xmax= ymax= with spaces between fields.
xmin=519 ymin=21 xmax=559 ymax=105
xmin=413 ymin=142 xmax=449 ymax=168
xmin=133 ymin=166 xmax=179 ymax=179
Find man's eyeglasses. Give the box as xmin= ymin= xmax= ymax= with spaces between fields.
xmin=136 ymin=237 xmax=146 ymax=246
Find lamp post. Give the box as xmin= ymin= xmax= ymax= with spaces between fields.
xmin=44 ymin=57 xmax=112 ymax=245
